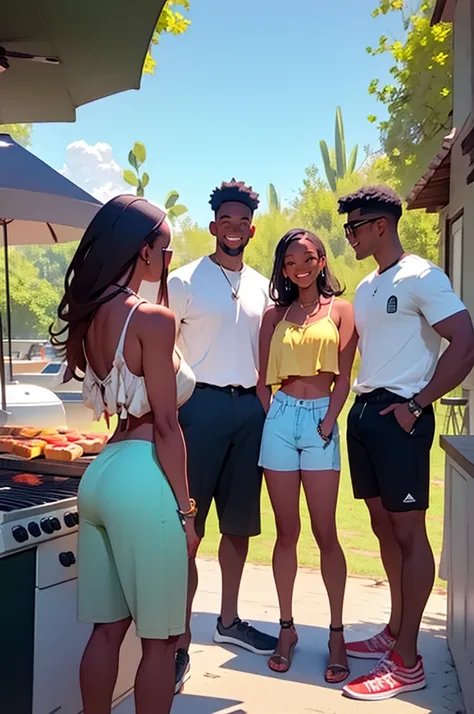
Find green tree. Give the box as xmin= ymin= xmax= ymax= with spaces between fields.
xmin=367 ymin=0 xmax=452 ymax=194
xmin=20 ymin=243 xmax=78 ymax=293
xmin=0 ymin=123 xmax=32 ymax=145
xmin=294 ymin=160 xmax=439 ymax=269
xmin=319 ymin=107 xmax=358 ymax=192
xmin=245 ymin=209 xmax=296 ymax=277
xmin=143 ymin=0 xmax=191 ymax=74
xmin=171 ymin=218 xmax=214 ymax=269
xmin=0 ymin=249 xmax=60 ymax=338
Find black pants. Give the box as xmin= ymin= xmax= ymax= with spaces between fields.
xmin=347 ymin=389 xmax=435 ymax=512
xmin=178 ymin=383 xmax=266 ymax=538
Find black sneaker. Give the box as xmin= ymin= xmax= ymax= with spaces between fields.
xmin=175 ymin=648 xmax=190 ymax=694
xmin=213 ymin=617 xmax=278 ymax=655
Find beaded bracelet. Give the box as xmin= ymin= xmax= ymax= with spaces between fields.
xmin=317 ymin=420 xmax=333 ymax=449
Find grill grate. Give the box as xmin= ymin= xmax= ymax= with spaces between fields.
xmin=0 ymin=472 xmax=79 ymax=513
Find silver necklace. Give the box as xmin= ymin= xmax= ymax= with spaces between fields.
xmin=214 ymin=258 xmax=241 ymax=300
xmin=114 ymin=284 xmax=140 ymax=299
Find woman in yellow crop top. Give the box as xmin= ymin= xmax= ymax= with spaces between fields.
xmin=257 ymin=229 xmax=357 ymax=681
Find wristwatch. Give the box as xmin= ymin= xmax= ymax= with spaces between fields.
xmin=407 ymin=398 xmax=423 ymax=419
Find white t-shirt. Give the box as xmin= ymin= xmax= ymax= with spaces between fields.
xmin=353 ymin=254 xmax=466 ymax=398
xmin=166 ymin=257 xmax=270 ymax=388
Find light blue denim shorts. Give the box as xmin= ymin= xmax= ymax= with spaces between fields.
xmin=258 ymin=391 xmax=341 ymax=472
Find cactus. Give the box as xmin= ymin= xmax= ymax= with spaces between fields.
xmin=319 ymin=107 xmax=358 ymax=191
xmin=335 ymin=107 xmax=347 ymax=178
xmin=267 ymin=183 xmax=281 ymax=212
xmin=319 ymin=141 xmax=337 ymax=192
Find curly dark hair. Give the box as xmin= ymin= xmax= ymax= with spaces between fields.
xmin=338 ymin=185 xmax=402 ymax=220
xmin=209 ymin=178 xmax=260 ymax=214
xmin=269 ymin=229 xmax=344 ymax=308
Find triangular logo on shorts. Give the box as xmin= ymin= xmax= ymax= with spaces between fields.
xmin=403 ymin=493 xmax=416 ymax=504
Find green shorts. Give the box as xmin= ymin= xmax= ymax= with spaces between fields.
xmin=77 ymin=440 xmax=187 ymax=639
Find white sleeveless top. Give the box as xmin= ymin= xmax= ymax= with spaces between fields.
xmin=82 ymin=300 xmax=196 ymax=423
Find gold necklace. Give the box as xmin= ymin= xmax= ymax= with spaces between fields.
xmin=299 ymin=298 xmax=318 ymax=309
xmin=301 ymin=299 xmax=321 ymax=322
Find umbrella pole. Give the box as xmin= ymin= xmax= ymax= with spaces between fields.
xmin=2 ymin=221 xmax=13 ymax=383
xmin=0 ymin=313 xmax=6 ymax=411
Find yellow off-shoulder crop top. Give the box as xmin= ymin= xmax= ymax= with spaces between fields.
xmin=266 ymin=297 xmax=340 ymax=386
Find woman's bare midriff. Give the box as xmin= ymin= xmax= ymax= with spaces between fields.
xmin=279 ymin=372 xmax=335 ymax=400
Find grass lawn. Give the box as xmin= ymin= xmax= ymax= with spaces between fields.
xmin=198 ymin=395 xmax=448 ymax=590
xmin=93 ymin=396 xmax=451 ymax=589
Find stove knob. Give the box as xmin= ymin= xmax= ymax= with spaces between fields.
xmin=64 ymin=512 xmax=76 ymax=528
xmin=73 ymin=512 xmax=79 ymax=525
xmin=40 ymin=518 xmax=54 ymax=535
xmin=50 ymin=517 xmax=61 ymax=532
xmin=59 ymin=551 xmax=76 ymax=567
xmin=12 ymin=526 xmax=29 ymax=543
xmin=28 ymin=522 xmax=41 ymax=538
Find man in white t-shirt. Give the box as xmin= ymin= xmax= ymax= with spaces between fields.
xmin=168 ymin=179 xmax=277 ymax=691
xmin=337 ymin=186 xmax=474 ymax=701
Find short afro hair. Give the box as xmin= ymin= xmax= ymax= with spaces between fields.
xmin=338 ymin=185 xmax=402 ymax=221
xmin=209 ymin=178 xmax=260 ymax=215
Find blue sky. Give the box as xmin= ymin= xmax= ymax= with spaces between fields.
xmin=30 ymin=0 xmax=403 ymax=225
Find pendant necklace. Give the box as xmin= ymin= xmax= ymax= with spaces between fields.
xmin=299 ymin=297 xmax=321 ymax=323
xmin=214 ymin=257 xmax=241 ymax=300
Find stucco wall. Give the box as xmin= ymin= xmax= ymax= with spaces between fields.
xmin=453 ymin=0 xmax=473 ymax=127
xmin=448 ymin=0 xmax=474 ymax=392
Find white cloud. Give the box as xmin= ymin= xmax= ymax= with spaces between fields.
xmin=61 ymin=140 xmax=126 ymax=202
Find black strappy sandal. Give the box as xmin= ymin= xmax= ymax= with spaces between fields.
xmin=268 ymin=618 xmax=298 ymax=673
xmin=325 ymin=625 xmax=350 ymax=684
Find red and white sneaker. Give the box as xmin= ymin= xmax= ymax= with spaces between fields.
xmin=342 ymin=651 xmax=426 ymax=701
xmin=345 ymin=625 xmax=395 ymax=659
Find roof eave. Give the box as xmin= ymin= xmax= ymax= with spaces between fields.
xmin=431 ymin=0 xmax=454 ymax=25
xmin=406 ymin=129 xmax=455 ymax=212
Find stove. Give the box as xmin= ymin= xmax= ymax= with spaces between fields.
xmin=0 ymin=469 xmax=141 ymax=714
xmin=0 ymin=471 xmax=79 ymax=556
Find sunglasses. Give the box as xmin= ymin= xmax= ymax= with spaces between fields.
xmin=157 ymin=247 xmax=173 ymax=308
xmin=343 ymin=216 xmax=386 ymax=239
xmin=162 ymin=247 xmax=173 ymax=267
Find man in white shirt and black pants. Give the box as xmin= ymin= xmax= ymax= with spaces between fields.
xmin=337 ymin=186 xmax=474 ymax=701
xmin=168 ymin=179 xmax=277 ymax=691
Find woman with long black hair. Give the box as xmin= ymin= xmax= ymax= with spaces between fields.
xmin=257 ymin=229 xmax=357 ymax=682
xmin=51 ymin=195 xmax=198 ymax=714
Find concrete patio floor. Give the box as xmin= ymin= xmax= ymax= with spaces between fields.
xmin=115 ymin=558 xmax=464 ymax=714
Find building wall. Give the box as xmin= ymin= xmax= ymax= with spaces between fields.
xmin=448 ymin=0 xmax=474 ymax=417
xmin=453 ymin=0 xmax=472 ymax=127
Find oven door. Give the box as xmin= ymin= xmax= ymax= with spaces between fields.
xmin=33 ymin=576 xmax=142 ymax=714
xmin=33 ymin=577 xmax=90 ymax=714
xmin=33 ymin=531 xmax=142 ymax=714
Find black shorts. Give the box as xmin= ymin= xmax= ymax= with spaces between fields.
xmin=346 ymin=389 xmax=435 ymax=512
xmin=178 ymin=383 xmax=265 ymax=538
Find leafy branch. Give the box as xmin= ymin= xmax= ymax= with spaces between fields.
xmin=123 ymin=141 xmax=188 ymax=222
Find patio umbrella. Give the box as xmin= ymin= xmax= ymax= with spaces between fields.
xmin=0 ymin=0 xmax=166 ymax=123
xmin=0 ymin=133 xmax=102 ymax=381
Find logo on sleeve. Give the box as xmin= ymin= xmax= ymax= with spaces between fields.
xmin=386 ymin=295 xmax=398 ymax=314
